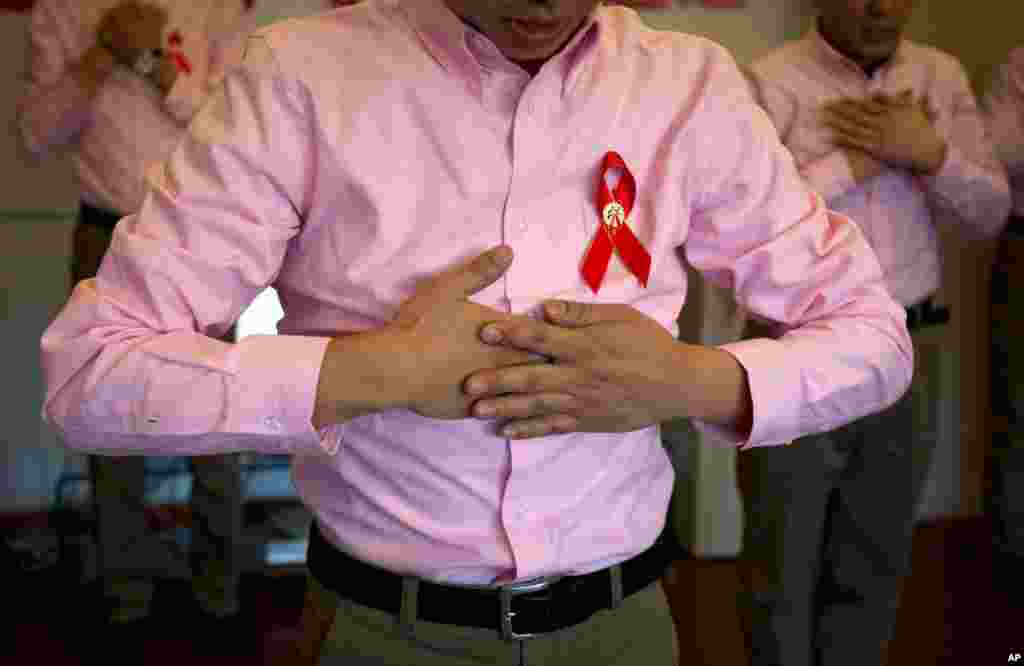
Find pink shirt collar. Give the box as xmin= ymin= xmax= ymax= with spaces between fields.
xmin=399 ymin=0 xmax=603 ymax=93
xmin=805 ymin=22 xmax=908 ymax=81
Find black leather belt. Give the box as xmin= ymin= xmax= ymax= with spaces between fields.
xmin=306 ymin=520 xmax=677 ymax=640
xmin=79 ymin=202 xmax=122 ymax=230
xmin=1005 ymin=214 xmax=1024 ymax=238
xmin=905 ymin=297 xmax=949 ymax=331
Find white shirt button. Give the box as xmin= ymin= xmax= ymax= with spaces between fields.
xmin=264 ymin=415 xmax=282 ymax=431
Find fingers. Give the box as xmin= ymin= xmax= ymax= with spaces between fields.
xmin=831 ymin=132 xmax=877 ymax=155
xmin=471 ymin=391 xmax=580 ymax=420
xmin=822 ymin=111 xmax=880 ymax=151
xmin=498 ymin=414 xmax=580 ymax=439
xmin=920 ymin=93 xmax=937 ymax=123
xmin=464 ymin=363 xmax=587 ymax=399
xmin=825 ymin=124 xmax=880 ymax=153
xmin=395 ymin=246 xmax=513 ymax=325
xmin=479 ymin=317 xmax=588 ymax=363
xmin=834 ymin=97 xmax=885 ymax=116
xmin=542 ymin=300 xmax=639 ymax=328
xmin=870 ymin=88 xmax=913 ymax=106
xmin=492 ymin=346 xmax=552 ymax=368
xmin=433 ymin=245 xmax=514 ymax=300
xmin=821 ymin=103 xmax=879 ymax=131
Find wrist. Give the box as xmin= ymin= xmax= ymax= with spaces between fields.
xmin=673 ymin=344 xmax=752 ymax=430
xmin=917 ymin=139 xmax=947 ymax=175
xmin=312 ymin=329 xmax=413 ymax=429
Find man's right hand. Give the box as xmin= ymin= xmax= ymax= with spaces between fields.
xmin=312 ymin=246 xmax=549 ymax=428
xmin=390 ymin=246 xmax=548 ymax=420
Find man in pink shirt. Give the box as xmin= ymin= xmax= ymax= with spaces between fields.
xmin=741 ymin=2 xmax=1010 ymax=665
xmin=39 ymin=0 xmax=914 ymax=662
xmin=984 ymin=46 xmax=1024 ymax=603
xmin=18 ymin=0 xmax=254 ymax=643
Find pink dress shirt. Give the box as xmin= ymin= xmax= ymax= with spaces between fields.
xmin=749 ymin=27 xmax=1011 ymax=307
xmin=18 ymin=0 xmax=252 ymax=215
xmin=40 ymin=0 xmax=912 ymax=584
xmin=984 ymin=47 xmax=1024 ymax=217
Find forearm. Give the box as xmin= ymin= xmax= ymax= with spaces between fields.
xmin=669 ymin=343 xmax=752 ymax=437
xmin=921 ymin=141 xmax=1012 ymax=238
xmin=312 ymin=330 xmax=414 ymax=430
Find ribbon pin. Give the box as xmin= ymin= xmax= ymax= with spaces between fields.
xmin=167 ymin=30 xmax=193 ymax=75
xmin=580 ymin=151 xmax=652 ymax=293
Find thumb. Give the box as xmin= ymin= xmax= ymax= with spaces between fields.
xmin=543 ymin=300 xmax=636 ymax=328
xmin=921 ymin=93 xmax=937 ymax=122
xmin=432 ymin=245 xmax=514 ymax=301
xmin=394 ymin=245 xmax=512 ymax=326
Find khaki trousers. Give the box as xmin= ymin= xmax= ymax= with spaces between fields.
xmin=293 ymin=573 xmax=680 ymax=666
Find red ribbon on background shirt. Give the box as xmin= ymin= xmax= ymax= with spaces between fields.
xmin=167 ymin=30 xmax=192 ymax=75
xmin=580 ymin=151 xmax=651 ymax=293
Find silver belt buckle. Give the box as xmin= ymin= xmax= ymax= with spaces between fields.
xmin=498 ymin=575 xmax=561 ymax=641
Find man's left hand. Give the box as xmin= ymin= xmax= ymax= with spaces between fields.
xmin=463 ymin=301 xmax=689 ymax=439
xmin=822 ymin=90 xmax=947 ymax=175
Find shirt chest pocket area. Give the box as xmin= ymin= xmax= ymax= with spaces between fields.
xmin=507 ymin=172 xmax=658 ymax=299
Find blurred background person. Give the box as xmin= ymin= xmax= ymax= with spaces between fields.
xmin=16 ymin=0 xmax=254 ymax=649
xmin=983 ymin=45 xmax=1024 ymax=604
xmin=740 ymin=1 xmax=1011 ymax=665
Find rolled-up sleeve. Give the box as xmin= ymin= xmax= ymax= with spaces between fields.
xmin=681 ymin=47 xmax=913 ymax=449
xmin=40 ymin=36 xmax=332 ymax=458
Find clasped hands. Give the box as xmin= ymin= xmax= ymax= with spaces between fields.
xmin=372 ymin=245 xmax=749 ymax=440
xmin=820 ymin=89 xmax=947 ymax=180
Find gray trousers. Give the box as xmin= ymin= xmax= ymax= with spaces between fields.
xmin=293 ymin=574 xmax=679 ymax=666
xmin=738 ymin=329 xmax=938 ymax=666
xmin=89 ymin=454 xmax=243 ymax=619
xmin=990 ymin=220 xmax=1024 ymax=558
xmin=73 ymin=214 xmax=243 ymax=620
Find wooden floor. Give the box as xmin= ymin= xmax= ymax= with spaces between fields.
xmin=5 ymin=516 xmax=1021 ymax=665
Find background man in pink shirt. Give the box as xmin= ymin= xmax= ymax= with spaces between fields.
xmin=39 ymin=0 xmax=914 ymax=662
xmin=741 ymin=1 xmax=1010 ymax=665
xmin=984 ymin=45 xmax=1024 ymax=605
xmin=17 ymin=0 xmax=254 ymax=646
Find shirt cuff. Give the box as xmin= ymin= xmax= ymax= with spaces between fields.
xmin=230 ymin=333 xmax=334 ymax=456
xmin=918 ymin=141 xmax=962 ymax=197
xmin=799 ymin=151 xmax=856 ymax=202
xmin=691 ymin=338 xmax=809 ymax=450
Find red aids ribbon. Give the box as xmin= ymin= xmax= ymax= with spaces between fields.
xmin=580 ymin=151 xmax=651 ymax=293
xmin=167 ymin=31 xmax=193 ymax=75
